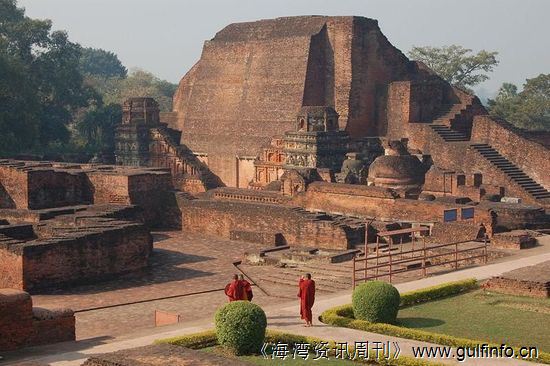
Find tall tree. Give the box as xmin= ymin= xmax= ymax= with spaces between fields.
xmin=488 ymin=74 xmax=550 ymax=131
xmin=409 ymin=45 xmax=499 ymax=90
xmin=79 ymin=47 xmax=127 ymax=78
xmin=0 ymin=0 xmax=92 ymax=154
xmin=97 ymin=68 xmax=177 ymax=112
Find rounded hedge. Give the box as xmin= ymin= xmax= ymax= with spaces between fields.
xmin=215 ymin=301 xmax=267 ymax=355
xmin=352 ymin=281 xmax=400 ymax=323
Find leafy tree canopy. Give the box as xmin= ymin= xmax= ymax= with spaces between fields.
xmin=0 ymin=0 xmax=93 ymax=154
xmin=488 ymin=74 xmax=550 ymax=131
xmin=79 ymin=47 xmax=127 ymax=78
xmin=409 ymin=45 xmax=499 ymax=90
xmin=86 ymin=68 xmax=177 ymax=112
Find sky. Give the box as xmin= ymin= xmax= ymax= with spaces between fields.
xmin=18 ymin=0 xmax=550 ymax=98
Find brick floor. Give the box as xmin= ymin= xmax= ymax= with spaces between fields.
xmin=28 ymin=231 xmax=533 ymax=341
xmin=32 ymin=231 xmax=295 ymax=340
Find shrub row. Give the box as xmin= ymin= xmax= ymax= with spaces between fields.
xmin=157 ymin=329 xmax=441 ymax=366
xmin=399 ymin=278 xmax=478 ymax=307
xmin=155 ymin=329 xmax=217 ymax=349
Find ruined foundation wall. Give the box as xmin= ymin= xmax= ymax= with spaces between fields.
xmin=0 ymin=289 xmax=33 ymax=351
xmin=0 ymin=165 xmax=28 ymax=209
xmin=0 ymin=289 xmax=75 ymax=352
xmin=181 ymin=199 xmax=353 ymax=249
xmin=0 ymin=247 xmax=24 ymax=289
xmin=1 ymin=224 xmax=152 ymax=291
xmin=293 ymin=182 xmax=485 ymax=223
xmin=484 ymin=277 xmax=549 ymax=298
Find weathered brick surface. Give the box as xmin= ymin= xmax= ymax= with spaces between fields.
xmin=0 ymin=160 xmax=175 ymax=227
xmin=30 ymin=307 xmax=75 ymax=346
xmin=0 ymin=289 xmax=33 ymax=351
xmin=180 ymin=198 xmax=356 ymax=249
xmin=491 ymin=230 xmax=537 ymax=250
xmin=483 ymin=261 xmax=550 ymax=298
xmin=0 ymin=289 xmax=75 ymax=352
xmin=292 ymin=181 xmax=490 ymax=224
xmin=472 ymin=115 xmax=550 ymax=190
xmin=170 ymin=16 xmax=413 ymax=186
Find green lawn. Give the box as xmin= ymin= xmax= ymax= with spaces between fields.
xmin=397 ymin=289 xmax=550 ymax=352
xmin=203 ymin=347 xmax=360 ymax=365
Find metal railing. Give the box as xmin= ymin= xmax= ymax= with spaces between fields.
xmin=352 ymin=237 xmax=488 ymax=288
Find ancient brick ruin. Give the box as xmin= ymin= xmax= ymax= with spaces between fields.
xmin=0 ymin=288 xmax=75 ymax=351
xmin=1 ymin=15 xmax=549 ymax=356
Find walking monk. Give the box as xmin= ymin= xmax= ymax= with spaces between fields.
xmin=225 ymin=274 xmax=245 ymax=302
xmin=297 ymin=273 xmax=315 ymax=326
xmin=239 ymin=274 xmax=253 ymax=301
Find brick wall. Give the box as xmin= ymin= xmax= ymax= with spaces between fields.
xmin=472 ymin=115 xmax=550 ymax=190
xmin=0 ymin=245 xmax=24 ymax=289
xmin=293 ymin=182 xmax=487 ymax=223
xmin=0 ymin=289 xmax=75 ymax=352
xmin=0 ymin=289 xmax=33 ymax=351
xmin=180 ymin=199 xmax=354 ymax=249
xmin=0 ymin=164 xmax=28 ymax=208
xmin=30 ymin=307 xmax=75 ymax=346
xmin=0 ymin=223 xmax=152 ymax=291
xmin=26 ymin=169 xmax=90 ymax=209
xmin=87 ymin=171 xmax=174 ymax=227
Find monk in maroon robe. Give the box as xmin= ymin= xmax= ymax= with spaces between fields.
xmin=298 ymin=273 xmax=315 ymax=326
xmin=225 ymin=274 xmax=245 ymax=302
xmin=239 ymin=274 xmax=253 ymax=301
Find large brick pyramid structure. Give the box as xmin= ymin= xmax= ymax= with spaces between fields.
xmin=163 ymin=16 xmax=422 ymax=186
xmin=157 ymin=15 xmax=549 ymax=205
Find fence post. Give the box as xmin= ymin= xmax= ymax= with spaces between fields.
xmin=484 ymin=236 xmax=488 ymax=264
xmin=352 ymin=255 xmax=356 ymax=289
xmin=389 ymin=240 xmax=393 ymax=284
xmin=454 ymin=242 xmax=458 ymax=269
xmin=422 ymin=237 xmax=427 ymax=277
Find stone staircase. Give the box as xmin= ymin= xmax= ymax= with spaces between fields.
xmin=152 ymin=127 xmax=222 ymax=190
xmin=430 ymin=125 xmax=470 ymax=142
xmin=471 ymin=143 xmax=550 ymax=200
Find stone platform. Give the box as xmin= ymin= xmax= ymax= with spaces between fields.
xmin=483 ymin=260 xmax=550 ymax=298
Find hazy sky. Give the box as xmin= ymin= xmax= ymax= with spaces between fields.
xmin=18 ymin=0 xmax=550 ymax=97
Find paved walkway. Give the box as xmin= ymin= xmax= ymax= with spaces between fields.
xmin=3 ymin=240 xmax=550 ymax=366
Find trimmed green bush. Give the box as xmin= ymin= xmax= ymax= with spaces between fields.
xmin=214 ymin=301 xmax=267 ymax=355
xmin=352 ymin=281 xmax=400 ymax=323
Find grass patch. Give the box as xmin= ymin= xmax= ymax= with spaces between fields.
xmin=320 ymin=279 xmax=550 ymax=364
xmin=398 ymin=289 xmax=550 ymax=352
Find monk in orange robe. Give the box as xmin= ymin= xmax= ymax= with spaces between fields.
xmin=298 ymin=273 xmax=315 ymax=326
xmin=225 ymin=274 xmax=245 ymax=302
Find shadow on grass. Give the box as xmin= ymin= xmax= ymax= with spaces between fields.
xmin=397 ymin=317 xmax=445 ymax=328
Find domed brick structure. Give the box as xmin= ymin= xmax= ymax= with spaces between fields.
xmin=368 ymin=140 xmax=426 ymax=191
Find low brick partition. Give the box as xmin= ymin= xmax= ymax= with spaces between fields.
xmin=180 ymin=198 xmax=361 ymax=250
xmin=0 ymin=215 xmax=153 ymax=291
xmin=491 ymin=230 xmax=537 ymax=250
xmin=483 ymin=261 xmax=550 ymax=298
xmin=0 ymin=288 xmax=33 ymax=351
xmin=0 ymin=288 xmax=75 ymax=352
xmin=81 ymin=344 xmax=249 ymax=366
